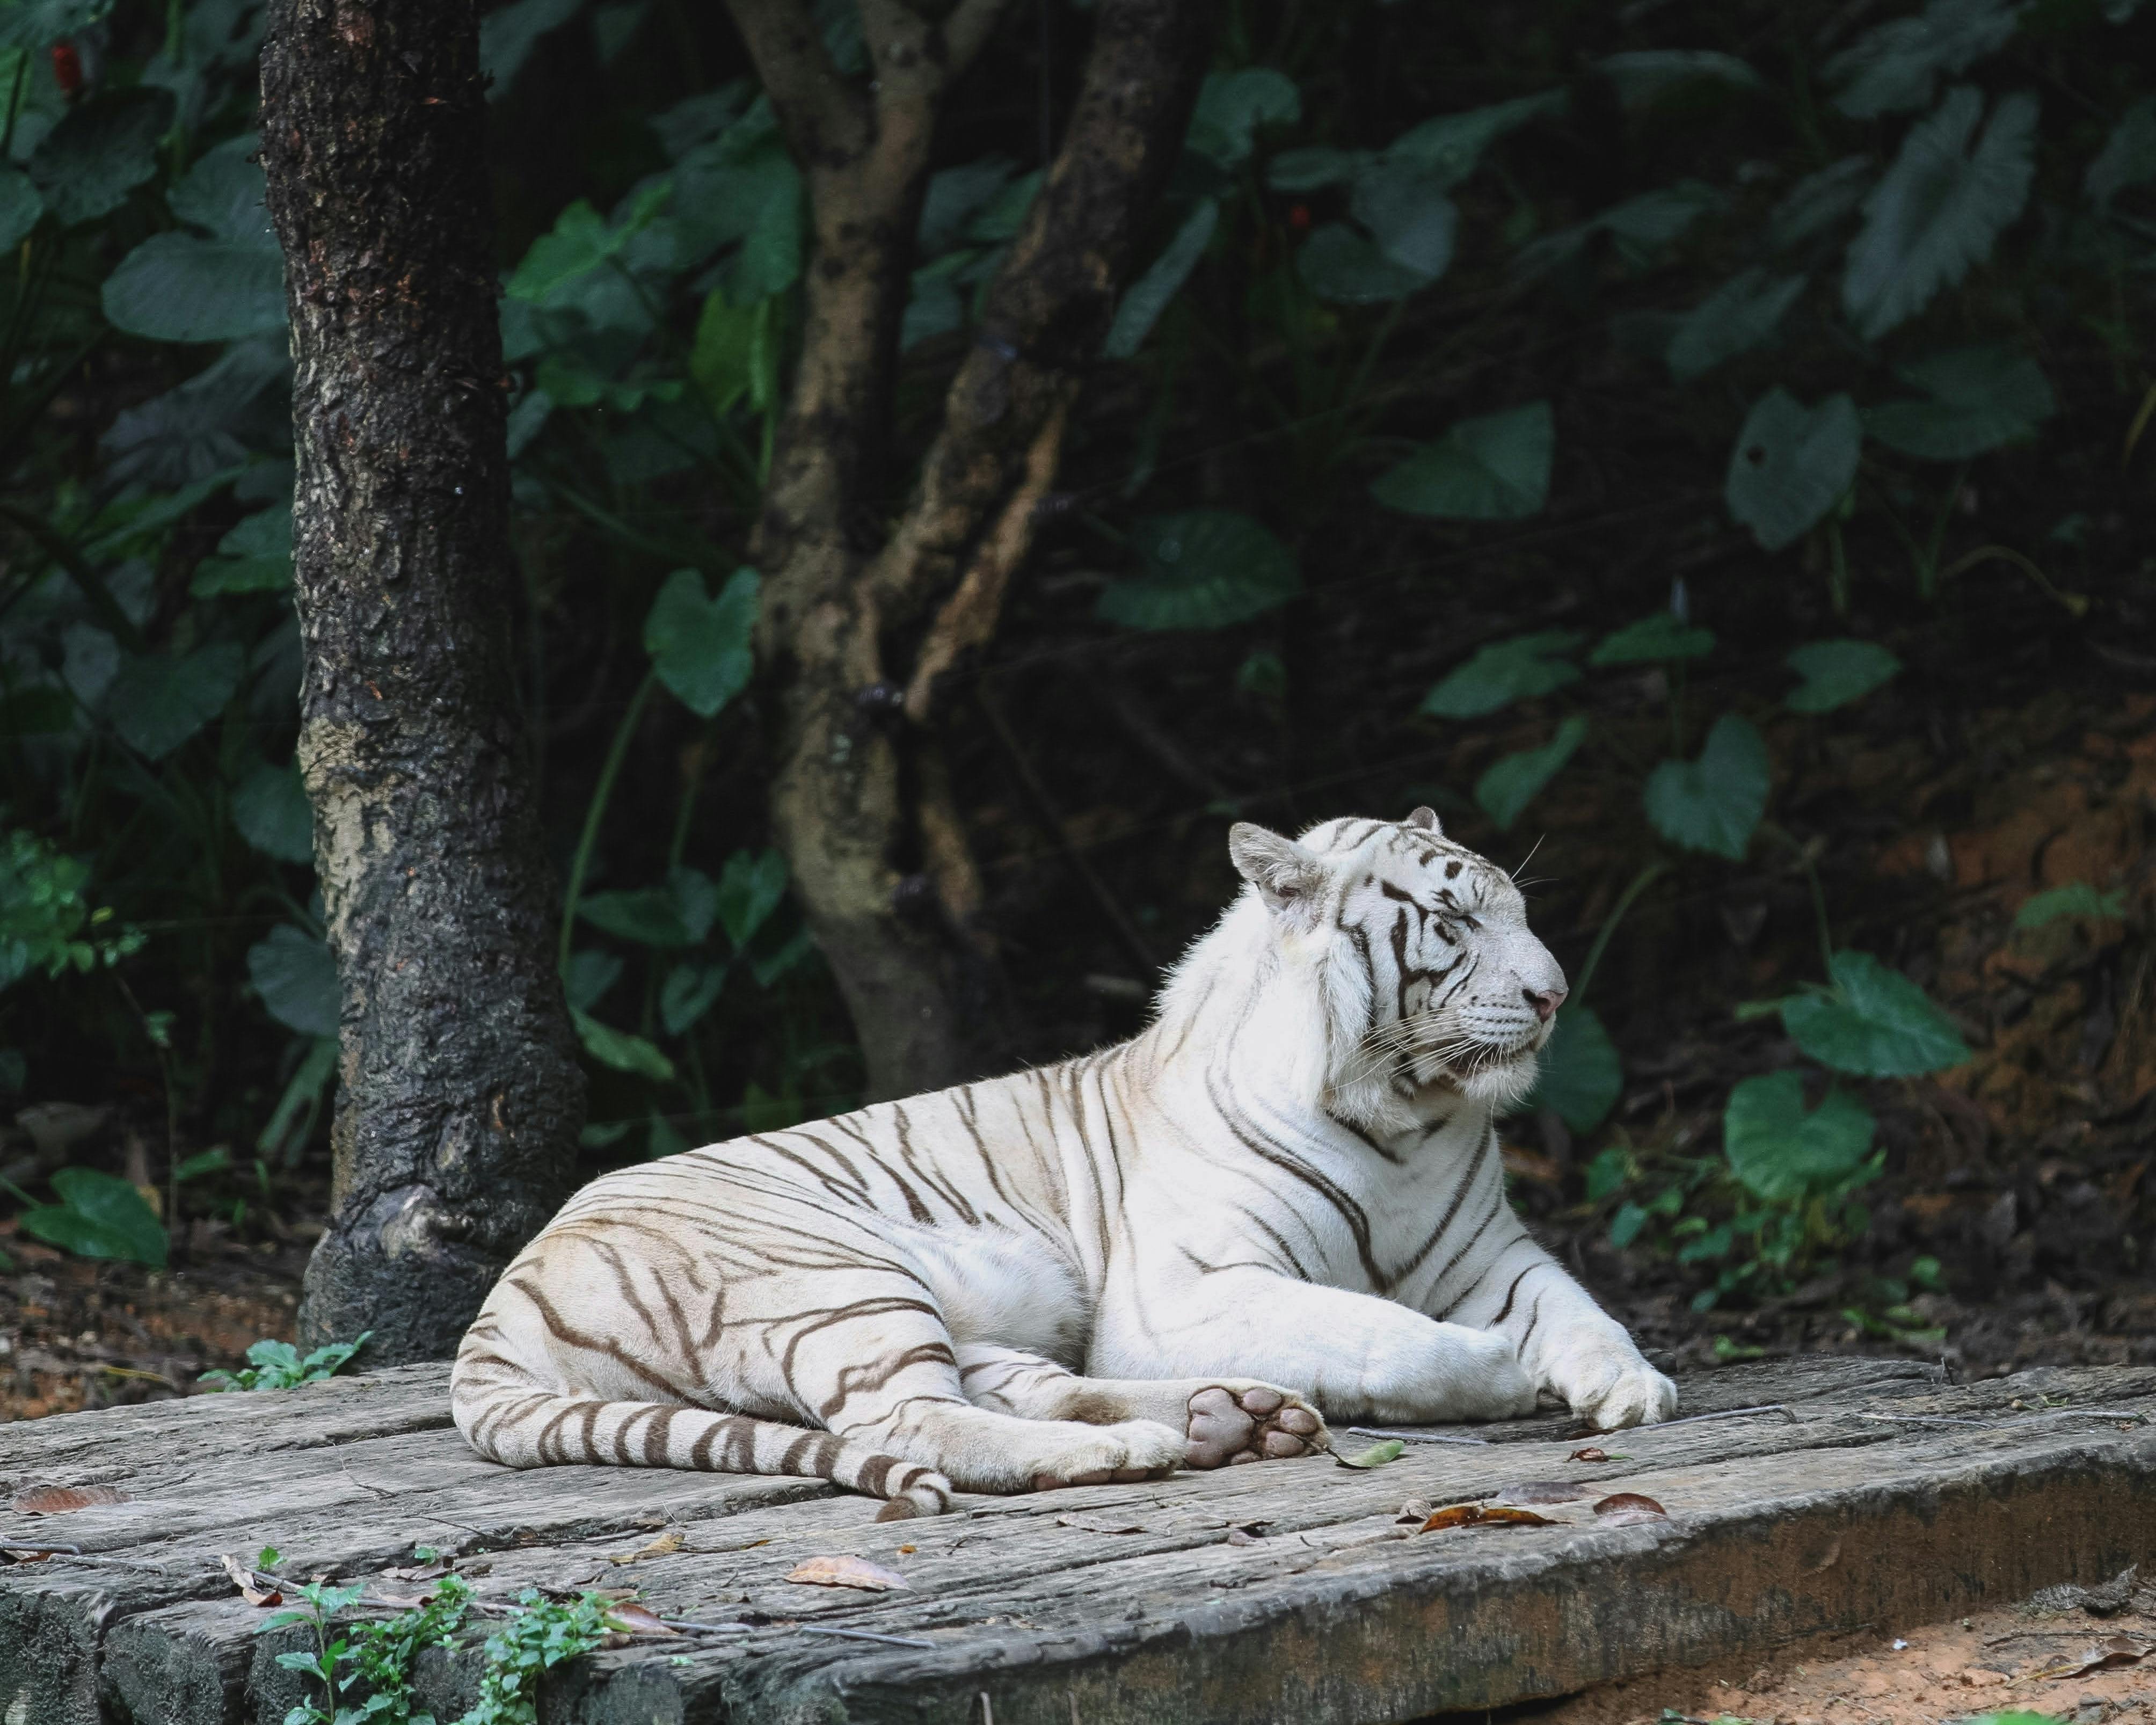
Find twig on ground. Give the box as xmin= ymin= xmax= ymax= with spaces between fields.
xmin=799 ymin=1625 xmax=937 ymax=1648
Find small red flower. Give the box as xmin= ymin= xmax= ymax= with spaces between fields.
xmin=1286 ymin=203 xmax=1312 ymax=231
xmin=51 ymin=41 xmax=83 ymax=97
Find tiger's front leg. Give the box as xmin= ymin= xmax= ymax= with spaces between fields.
xmin=1091 ymin=1267 xmax=1538 ymax=1425
xmin=1453 ymin=1242 xmax=1678 ymax=1431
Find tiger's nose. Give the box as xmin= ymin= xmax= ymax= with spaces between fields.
xmin=1525 ymin=986 xmax=1567 ymax=1022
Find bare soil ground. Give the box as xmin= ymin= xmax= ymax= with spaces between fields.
xmin=1516 ymin=1576 xmax=2156 ymax=1725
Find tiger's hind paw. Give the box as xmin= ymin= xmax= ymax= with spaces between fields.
xmin=1184 ymin=1383 xmax=1327 ymax=1468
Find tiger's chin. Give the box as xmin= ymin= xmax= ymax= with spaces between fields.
xmin=1455 ymin=1044 xmax=1542 ymax=1108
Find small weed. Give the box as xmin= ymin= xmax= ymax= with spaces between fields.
xmin=201 ymin=1333 xmax=372 ymax=1392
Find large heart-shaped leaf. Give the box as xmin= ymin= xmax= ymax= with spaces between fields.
xmin=1420 ymin=631 xmax=1582 ymax=719
xmin=1768 ymin=157 xmax=1873 ymax=251
xmin=1590 ymin=614 xmax=1716 ymax=666
xmin=1385 ymin=91 xmax=1566 ymax=187
xmin=1372 ymin=401 xmax=1553 ymax=521
xmin=28 ymin=88 xmax=171 ymax=227
xmin=191 ymin=501 xmax=292 ymax=595
xmin=564 ymin=949 xmax=625 ymax=1013
xmin=1525 ymin=1003 xmax=1623 ymax=1135
xmin=1598 ymin=50 xmax=1763 ymax=111
xmin=1475 ymin=715 xmax=1586 ymax=831
xmin=0 ymin=169 xmax=44 ymax=251
xmin=232 ymin=758 xmax=314 ymax=864
xmin=1104 ymin=198 xmax=1218 ymax=360
xmin=167 ymin=133 xmax=273 ymax=245
xmin=1780 ymin=950 xmax=1972 ymax=1077
xmin=1784 ymin=640 xmax=1902 ymax=713
xmin=580 ymin=888 xmax=693 ymax=948
xmin=1842 ymin=86 xmax=2037 ymax=341
xmin=1861 ymin=345 xmax=2053 ymax=460
xmin=1722 ymin=1072 xmax=1876 ymax=1203
xmin=1349 ymin=161 xmax=1457 ymax=278
xmin=1096 ymin=511 xmax=1300 ymax=632
xmin=19 ymin=1168 xmax=166 ymax=1268
xmin=1297 ymin=223 xmax=1433 ymax=303
xmin=2086 ymin=98 xmax=2156 ymax=210
xmin=1665 ymin=268 xmax=1807 ymax=382
xmin=1184 ymin=68 xmax=1300 ymax=171
xmin=103 ymin=232 xmax=288 ymax=344
xmin=717 ymin=848 xmax=789 ymax=950
xmin=1643 ymin=714 xmax=1769 ymax=861
xmin=660 ymin=959 xmax=727 ymax=1036
xmin=644 ymin=566 xmax=759 ymax=717
xmin=248 ymin=924 xmax=339 ymax=1038
xmin=107 ymin=643 xmax=245 ymax=759
xmin=1823 ymin=0 xmax=2023 ymax=119
xmin=1725 ymin=389 xmax=1861 ymax=552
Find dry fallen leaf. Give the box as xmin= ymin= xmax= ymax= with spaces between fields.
xmin=1495 ymin=1481 xmax=1590 ymax=1505
xmin=11 ymin=1484 xmax=126 ymax=1515
xmin=1592 ymin=1492 xmax=1669 ymax=1525
xmin=785 ymin=1554 xmax=911 ymax=1591
xmin=1335 ymin=1439 xmax=1405 ymax=1469
xmin=219 ymin=1552 xmax=283 ymax=1607
xmin=2036 ymin=1635 xmax=2147 ymax=1679
xmin=602 ymin=1602 xmax=678 ymax=1635
xmin=609 ymin=1528 xmax=684 ymax=1564
xmin=1417 ymin=1503 xmax=1558 ymax=1532
xmin=1568 ymin=1447 xmax=1621 ymax=1463
xmin=896 ymin=1544 xmax=917 ymax=1554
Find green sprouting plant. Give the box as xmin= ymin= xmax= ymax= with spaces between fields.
xmin=462 ymin=1590 xmax=620 ymax=1725
xmin=200 ymin=1332 xmax=372 ymax=1392
xmin=262 ymin=1555 xmax=472 ymax=1725
xmin=0 ymin=826 xmax=145 ymax=993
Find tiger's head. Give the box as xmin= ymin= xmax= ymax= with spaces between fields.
xmin=1221 ymin=807 xmax=1567 ymax=1129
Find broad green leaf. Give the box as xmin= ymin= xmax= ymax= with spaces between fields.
xmin=0 ymin=168 xmax=43 ymax=250
xmin=107 ymin=642 xmax=245 ymax=759
xmin=1475 ymin=715 xmax=1586 ymax=831
xmin=1267 ymin=147 xmax=1370 ymax=192
xmin=1591 ymin=614 xmax=1715 ymax=666
xmin=747 ymin=927 xmax=815 ymax=987
xmin=650 ymin=86 xmax=752 ymax=163
xmin=1335 ymin=1439 xmax=1405 ymax=1469
xmin=690 ymin=290 xmax=778 ymax=413
xmin=480 ymin=0 xmax=581 ymax=96
xmin=1185 ymin=68 xmax=1300 ymax=171
xmin=564 ymin=948 xmax=624 ymax=1013
xmin=1768 ymin=157 xmax=1872 ymax=251
xmin=1643 ymin=714 xmax=1769 ymax=861
xmin=0 ymin=0 xmax=113 ymax=50
xmin=2014 ymin=883 xmax=2127 ymax=929
xmin=1665 ymin=268 xmax=1806 ymax=381
xmin=248 ymin=924 xmax=339 ymax=1038
xmin=571 ymin=1007 xmax=677 ymax=1082
xmin=192 ymin=500 xmax=293 ymax=595
xmin=1842 ymin=86 xmax=2037 ymax=341
xmin=1420 ymin=631 xmax=1582 ymax=719
xmin=716 ymin=848 xmax=789 ymax=950
xmin=103 ymin=232 xmax=287 ymax=343
xmin=901 ymin=265 xmax=967 ymax=351
xmin=644 ymin=566 xmax=759 ymax=717
xmin=1725 ymin=388 xmax=1861 ymax=553
xmin=1297 ymin=223 xmax=1432 ymax=303
xmin=1823 ymin=0 xmax=2022 ymax=119
xmin=27 ymin=88 xmax=170 ymax=227
xmin=167 ymin=134 xmax=273 ymax=245
xmin=580 ymin=887 xmax=691 ymax=947
xmin=1525 ymin=1002 xmax=1623 ymax=1134
xmin=508 ymin=185 xmax=669 ymax=302
xmin=660 ymin=958 xmax=726 ymax=1036
xmin=1784 ymin=639 xmax=1902 ymax=713
xmin=963 ymin=169 xmax=1041 ymax=245
xmin=1096 ymin=510 xmax=1300 ymax=632
xmin=1598 ymin=50 xmax=1762 ymax=110
xmin=647 ymin=1112 xmax=690 ymax=1160
xmin=1781 ymin=950 xmax=1972 ymax=1077
xmin=232 ymin=758 xmax=313 ymax=864
xmin=1385 ymin=90 xmax=1565 ymax=187
xmin=1350 ymin=161 xmax=1456 ymax=278
xmin=669 ymin=864 xmax=719 ymax=944
xmin=1516 ymin=182 xmax=1723 ymax=275
xmin=1372 ymin=401 xmax=1553 ymax=521
xmin=1723 ymin=1072 xmax=1876 ymax=1203
xmin=1862 ymin=345 xmax=2052 ymax=460
xmin=917 ymin=156 xmax=1020 ymax=255
xmin=19 ymin=1168 xmax=166 ymax=1267
xmin=2086 ymin=98 xmax=2156 ymax=210
xmin=1104 ymin=198 xmax=1217 ymax=360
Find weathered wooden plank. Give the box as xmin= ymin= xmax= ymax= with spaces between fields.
xmin=9 ymin=1356 xmax=2155 ymax=1725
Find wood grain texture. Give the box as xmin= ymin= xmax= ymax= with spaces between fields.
xmin=5 ymin=1357 xmax=2155 ymax=1723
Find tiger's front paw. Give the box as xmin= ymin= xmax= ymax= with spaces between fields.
xmin=1561 ymin=1351 xmax=1678 ymax=1431
xmin=1184 ymin=1383 xmax=1327 ymax=1467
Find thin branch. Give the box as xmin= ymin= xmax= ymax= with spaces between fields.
xmin=724 ymin=0 xmax=868 ymax=164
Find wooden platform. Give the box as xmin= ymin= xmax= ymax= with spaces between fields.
xmin=4 ymin=1355 xmax=2155 ymax=1724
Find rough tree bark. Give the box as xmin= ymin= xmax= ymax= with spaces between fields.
xmin=260 ymin=0 xmax=585 ymax=1360
xmin=733 ymin=0 xmax=1215 ymax=1099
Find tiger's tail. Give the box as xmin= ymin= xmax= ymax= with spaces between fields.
xmin=449 ymin=1363 xmax=953 ymax=1521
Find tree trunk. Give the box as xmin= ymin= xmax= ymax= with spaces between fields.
xmin=738 ymin=0 xmax=1215 ymax=1100
xmin=260 ymin=0 xmax=585 ymax=1361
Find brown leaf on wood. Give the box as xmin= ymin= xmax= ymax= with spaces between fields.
xmin=1417 ymin=1502 xmax=1560 ymax=1532
xmin=219 ymin=1552 xmax=283 ymax=1607
xmin=11 ymin=1484 xmax=126 ymax=1514
xmin=1495 ymin=1481 xmax=1590 ymax=1505
xmin=1567 ymin=1447 xmax=1613 ymax=1462
xmin=1592 ymin=1492 xmax=1669 ymax=1525
xmin=609 ymin=1527 xmax=684 ymax=1564
xmin=602 ymin=1601 xmax=678 ymax=1635
xmin=785 ymin=1554 xmax=911 ymax=1591
xmin=2036 ymin=1635 xmax=2147 ymax=1679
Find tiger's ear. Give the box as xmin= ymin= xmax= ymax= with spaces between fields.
xmin=1405 ymin=806 xmax=1442 ymax=833
xmin=1229 ymin=823 xmax=1326 ymax=916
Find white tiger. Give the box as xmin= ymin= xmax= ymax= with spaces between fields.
xmin=452 ymin=810 xmax=1677 ymax=1518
